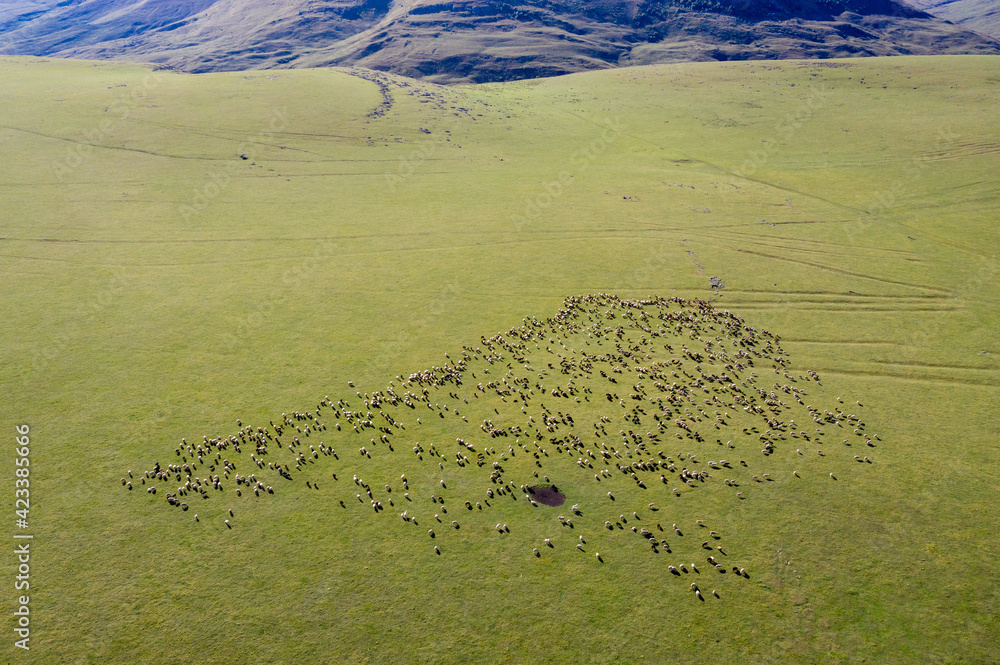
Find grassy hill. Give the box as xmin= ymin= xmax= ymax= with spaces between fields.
xmin=1 ymin=0 xmax=999 ymax=81
xmin=1 ymin=54 xmax=999 ymax=663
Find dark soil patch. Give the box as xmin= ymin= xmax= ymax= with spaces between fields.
xmin=527 ymin=485 xmax=565 ymax=507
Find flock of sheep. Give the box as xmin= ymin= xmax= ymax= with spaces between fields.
xmin=124 ymin=293 xmax=877 ymax=598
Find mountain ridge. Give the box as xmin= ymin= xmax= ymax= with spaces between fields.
xmin=2 ymin=0 xmax=999 ymax=82
xmin=908 ymin=0 xmax=1000 ymax=39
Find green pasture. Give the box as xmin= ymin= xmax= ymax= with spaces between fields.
xmin=0 ymin=54 xmax=998 ymax=663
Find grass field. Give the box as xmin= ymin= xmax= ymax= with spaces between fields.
xmin=1 ymin=54 xmax=999 ymax=664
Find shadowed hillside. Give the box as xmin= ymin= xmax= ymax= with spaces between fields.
xmin=1 ymin=0 xmax=998 ymax=81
